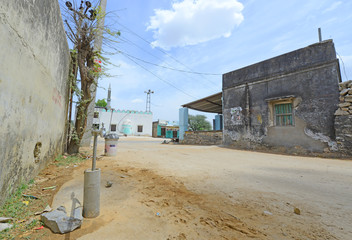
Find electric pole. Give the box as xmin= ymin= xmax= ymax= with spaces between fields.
xmin=81 ymin=0 xmax=108 ymax=147
xmin=144 ymin=89 xmax=154 ymax=112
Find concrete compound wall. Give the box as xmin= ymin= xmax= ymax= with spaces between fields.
xmin=222 ymin=40 xmax=340 ymax=154
xmin=0 ymin=1 xmax=70 ymax=203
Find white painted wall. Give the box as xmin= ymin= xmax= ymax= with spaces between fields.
xmin=93 ymin=108 xmax=153 ymax=136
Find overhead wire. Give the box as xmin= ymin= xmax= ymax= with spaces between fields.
xmin=117 ymin=21 xmax=221 ymax=87
xmin=118 ymin=35 xmax=220 ymax=91
xmin=121 ymin=53 xmax=198 ymax=100
xmin=119 ymin=51 xmax=221 ymax=76
xmin=337 ymin=52 xmax=349 ymax=81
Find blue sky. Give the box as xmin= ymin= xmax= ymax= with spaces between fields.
xmin=95 ymin=0 xmax=352 ymax=122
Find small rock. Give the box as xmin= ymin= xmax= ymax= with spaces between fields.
xmin=345 ymin=96 xmax=352 ymax=102
xmin=339 ymin=102 xmax=351 ymax=108
xmin=263 ymin=210 xmax=273 ymax=216
xmin=105 ymin=181 xmax=113 ymax=188
xmin=35 ymin=205 xmax=53 ymax=215
xmin=0 ymin=217 xmax=13 ymax=223
xmin=0 ymin=223 xmax=13 ymax=232
xmin=25 ymin=218 xmax=35 ymax=225
xmin=340 ymin=88 xmax=349 ymax=96
xmin=335 ymin=108 xmax=349 ymax=116
xmin=294 ymin=207 xmax=301 ymax=215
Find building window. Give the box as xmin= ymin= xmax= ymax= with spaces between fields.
xmin=274 ymin=103 xmax=293 ymax=126
xmin=111 ymin=124 xmax=116 ymax=132
xmin=94 ymin=112 xmax=99 ymax=118
xmin=137 ymin=125 xmax=143 ymax=132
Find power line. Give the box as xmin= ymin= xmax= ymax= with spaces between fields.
xmin=337 ymin=52 xmax=349 ymax=81
xmin=122 ymin=53 xmax=197 ymax=100
xmin=119 ymin=35 xmax=220 ymax=91
xmin=117 ymin=21 xmax=220 ymax=86
xmin=120 ymin=51 xmax=221 ymax=76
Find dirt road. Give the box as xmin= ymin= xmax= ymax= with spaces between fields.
xmin=52 ymin=137 xmax=352 ymax=239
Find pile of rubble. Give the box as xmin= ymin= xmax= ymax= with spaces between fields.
xmin=335 ymin=80 xmax=352 ymax=115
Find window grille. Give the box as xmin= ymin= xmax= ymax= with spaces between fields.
xmin=274 ymin=103 xmax=293 ymax=126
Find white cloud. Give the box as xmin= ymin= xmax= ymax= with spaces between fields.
xmin=132 ymin=98 xmax=144 ymax=103
xmin=146 ymin=0 xmax=244 ymax=49
xmin=323 ymin=1 xmax=342 ymax=14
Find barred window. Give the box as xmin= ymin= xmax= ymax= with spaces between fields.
xmin=274 ymin=103 xmax=293 ymax=126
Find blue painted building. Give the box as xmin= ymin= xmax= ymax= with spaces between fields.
xmin=152 ymin=120 xmax=179 ymax=138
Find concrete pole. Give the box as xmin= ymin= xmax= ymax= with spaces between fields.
xmin=83 ymin=130 xmax=101 ymax=218
xmin=179 ymin=107 xmax=189 ymax=141
xmin=81 ymin=0 xmax=108 ymax=147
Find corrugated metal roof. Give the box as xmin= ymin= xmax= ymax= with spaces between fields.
xmin=182 ymin=92 xmax=222 ymax=114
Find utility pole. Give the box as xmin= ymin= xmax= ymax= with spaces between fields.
xmin=81 ymin=0 xmax=108 ymax=147
xmin=144 ymin=89 xmax=154 ymax=112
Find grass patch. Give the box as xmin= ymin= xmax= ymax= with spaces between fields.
xmin=54 ymin=154 xmax=86 ymax=166
xmin=0 ymin=181 xmax=37 ymax=239
xmin=0 ymin=153 xmax=88 ymax=239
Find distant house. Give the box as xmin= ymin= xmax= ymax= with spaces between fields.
xmin=152 ymin=120 xmax=179 ymax=138
xmin=93 ymin=108 xmax=153 ymax=136
xmin=92 ymin=85 xmax=153 ymax=136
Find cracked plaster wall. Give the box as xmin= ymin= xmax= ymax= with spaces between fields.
xmin=0 ymin=0 xmax=70 ymax=204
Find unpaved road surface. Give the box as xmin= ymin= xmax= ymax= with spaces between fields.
xmin=52 ymin=137 xmax=352 ymax=240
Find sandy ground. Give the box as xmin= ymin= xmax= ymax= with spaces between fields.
xmin=50 ymin=136 xmax=352 ymax=240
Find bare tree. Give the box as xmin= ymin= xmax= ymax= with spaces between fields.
xmin=61 ymin=0 xmax=120 ymax=154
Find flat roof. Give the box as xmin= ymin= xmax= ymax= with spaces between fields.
xmin=182 ymin=92 xmax=222 ymax=114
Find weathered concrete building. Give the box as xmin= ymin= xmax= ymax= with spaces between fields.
xmin=0 ymin=1 xmax=70 ymax=203
xmin=222 ymin=40 xmax=341 ymax=153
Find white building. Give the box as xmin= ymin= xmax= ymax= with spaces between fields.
xmin=93 ymin=108 xmax=153 ymax=136
xmin=92 ymin=84 xmax=153 ymax=136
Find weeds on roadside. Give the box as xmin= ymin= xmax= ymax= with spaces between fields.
xmin=54 ymin=154 xmax=86 ymax=166
xmin=0 ymin=154 xmax=88 ymax=239
xmin=0 ymin=181 xmax=37 ymax=239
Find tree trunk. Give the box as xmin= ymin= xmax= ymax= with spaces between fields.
xmin=67 ymin=140 xmax=80 ymax=154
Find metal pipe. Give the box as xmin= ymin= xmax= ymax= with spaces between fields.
xmin=318 ymin=28 xmax=322 ymax=42
xmin=92 ymin=132 xmax=98 ymax=171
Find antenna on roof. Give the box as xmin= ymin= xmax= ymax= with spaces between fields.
xmin=318 ymin=28 xmax=322 ymax=42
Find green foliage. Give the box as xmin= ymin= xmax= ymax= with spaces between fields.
xmin=54 ymin=154 xmax=86 ymax=167
xmin=188 ymin=114 xmax=212 ymax=131
xmin=96 ymin=98 xmax=107 ymax=107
